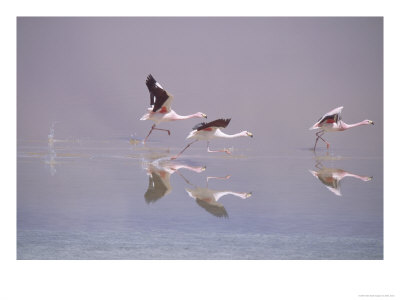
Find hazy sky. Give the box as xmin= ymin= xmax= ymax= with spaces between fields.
xmin=17 ymin=17 xmax=383 ymax=155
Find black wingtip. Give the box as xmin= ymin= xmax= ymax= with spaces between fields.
xmin=219 ymin=118 xmax=231 ymax=127
xmin=146 ymin=74 xmax=158 ymax=92
xmin=193 ymin=118 xmax=231 ymax=131
xmin=192 ymin=122 xmax=206 ymax=130
xmin=146 ymin=74 xmax=156 ymax=84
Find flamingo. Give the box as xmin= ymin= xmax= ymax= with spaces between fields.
xmin=186 ymin=187 xmax=252 ymax=218
xmin=171 ymin=118 xmax=253 ymax=160
xmin=185 ymin=175 xmax=252 ymax=218
xmin=309 ymin=166 xmax=372 ymax=196
xmin=310 ymin=106 xmax=374 ymax=151
xmin=143 ymin=158 xmax=205 ymax=203
xmin=140 ymin=74 xmax=207 ymax=144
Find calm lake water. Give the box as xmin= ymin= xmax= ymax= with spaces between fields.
xmin=17 ymin=137 xmax=383 ymax=259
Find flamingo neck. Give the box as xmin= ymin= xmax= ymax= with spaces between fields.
xmin=342 ymin=173 xmax=372 ymax=182
xmin=214 ymin=191 xmax=249 ymax=201
xmin=215 ymin=129 xmax=248 ymax=138
xmin=341 ymin=120 xmax=370 ymax=130
xmin=174 ymin=165 xmax=205 ymax=173
xmin=173 ymin=112 xmax=204 ymax=120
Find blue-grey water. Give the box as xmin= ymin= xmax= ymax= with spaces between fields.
xmin=17 ymin=137 xmax=383 ymax=259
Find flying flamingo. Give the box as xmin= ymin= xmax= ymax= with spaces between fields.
xmin=310 ymin=106 xmax=374 ymax=151
xmin=140 ymin=74 xmax=207 ymax=144
xmin=309 ymin=166 xmax=372 ymax=196
xmin=171 ymin=118 xmax=253 ymax=160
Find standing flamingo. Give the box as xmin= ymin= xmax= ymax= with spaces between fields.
xmin=310 ymin=106 xmax=374 ymax=151
xmin=171 ymin=118 xmax=253 ymax=160
xmin=140 ymin=74 xmax=207 ymax=144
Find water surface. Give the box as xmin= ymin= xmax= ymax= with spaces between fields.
xmin=17 ymin=137 xmax=383 ymax=259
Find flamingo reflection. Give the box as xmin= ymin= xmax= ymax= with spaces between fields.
xmin=309 ymin=161 xmax=372 ymax=196
xmin=186 ymin=176 xmax=252 ymax=218
xmin=143 ymin=158 xmax=206 ymax=203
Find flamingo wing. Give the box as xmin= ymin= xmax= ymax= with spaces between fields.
xmin=144 ymin=171 xmax=170 ymax=203
xmin=195 ymin=199 xmax=229 ymax=218
xmin=145 ymin=74 xmax=173 ymax=112
xmin=310 ymin=106 xmax=343 ymax=129
xmin=193 ymin=118 xmax=231 ymax=131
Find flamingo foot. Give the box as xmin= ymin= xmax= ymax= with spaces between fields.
xmin=224 ymin=147 xmax=234 ymax=155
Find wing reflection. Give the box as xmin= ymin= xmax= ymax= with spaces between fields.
xmin=309 ymin=161 xmax=372 ymax=196
xmin=143 ymin=158 xmax=206 ymax=203
xmin=186 ymin=186 xmax=252 ymax=218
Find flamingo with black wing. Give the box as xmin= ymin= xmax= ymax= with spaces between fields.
xmin=310 ymin=106 xmax=374 ymax=151
xmin=140 ymin=74 xmax=207 ymax=144
xmin=171 ymin=118 xmax=253 ymax=160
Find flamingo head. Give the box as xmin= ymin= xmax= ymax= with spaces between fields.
xmin=245 ymin=131 xmax=254 ymax=138
xmin=244 ymin=192 xmax=252 ymax=198
xmin=366 ymin=120 xmax=374 ymax=125
xmin=193 ymin=166 xmax=207 ymax=173
xmin=197 ymin=112 xmax=207 ymax=119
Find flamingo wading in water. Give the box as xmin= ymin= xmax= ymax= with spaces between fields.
xmin=310 ymin=106 xmax=374 ymax=151
xmin=171 ymin=118 xmax=253 ymax=160
xmin=140 ymin=74 xmax=207 ymax=144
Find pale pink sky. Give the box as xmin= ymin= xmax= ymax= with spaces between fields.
xmin=17 ymin=17 xmax=383 ymax=155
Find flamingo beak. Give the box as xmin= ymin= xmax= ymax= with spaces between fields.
xmin=202 ymin=113 xmax=207 ymax=118
xmin=371 ymin=121 xmax=374 ymax=125
xmin=247 ymin=132 xmax=253 ymax=138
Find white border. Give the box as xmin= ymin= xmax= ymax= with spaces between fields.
xmin=3 ymin=1 xmax=398 ymax=299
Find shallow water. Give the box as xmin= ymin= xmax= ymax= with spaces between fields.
xmin=17 ymin=138 xmax=383 ymax=259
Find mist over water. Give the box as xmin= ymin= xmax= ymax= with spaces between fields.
xmin=17 ymin=17 xmax=383 ymax=259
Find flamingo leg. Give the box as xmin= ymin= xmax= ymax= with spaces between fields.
xmin=313 ymin=131 xmax=329 ymax=151
xmin=206 ymin=175 xmax=231 ymax=182
xmin=143 ymin=124 xmax=171 ymax=144
xmin=171 ymin=140 xmax=198 ymax=160
xmin=153 ymin=127 xmax=171 ymax=135
xmin=313 ymin=131 xmax=322 ymax=151
xmin=318 ymin=132 xmax=330 ymax=149
xmin=207 ymin=142 xmax=232 ymax=155
xmin=314 ymin=160 xmax=324 ymax=170
xmin=175 ymin=170 xmax=194 ymax=186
